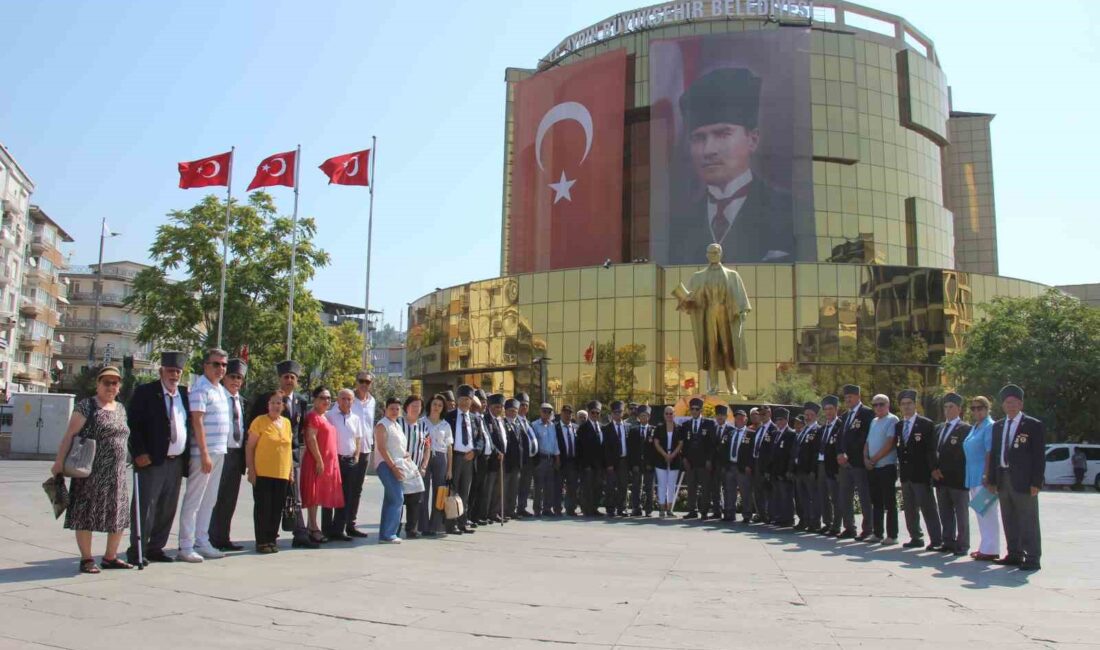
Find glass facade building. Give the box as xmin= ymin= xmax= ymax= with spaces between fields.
xmin=408 ymin=1 xmax=1047 ymax=408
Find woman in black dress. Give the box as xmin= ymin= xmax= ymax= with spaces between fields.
xmin=51 ymin=366 xmax=132 ymax=573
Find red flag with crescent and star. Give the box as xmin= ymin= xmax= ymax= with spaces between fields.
xmin=247 ymin=150 xmax=297 ymax=191
xmin=509 ymin=48 xmax=627 ymax=274
xmin=319 ymin=149 xmax=371 ymax=186
xmin=178 ymin=151 xmax=232 ymax=189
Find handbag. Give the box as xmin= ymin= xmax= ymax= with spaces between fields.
xmin=63 ymin=400 xmax=99 ymax=478
xmin=281 ymin=486 xmax=298 ymax=532
xmin=398 ymin=458 xmax=425 ymax=494
xmin=444 ymin=494 xmax=465 ymax=520
xmin=42 ymin=475 xmax=69 ymax=519
xmin=434 ymin=484 xmax=450 ymax=511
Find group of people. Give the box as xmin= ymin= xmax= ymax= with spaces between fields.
xmin=50 ymin=352 xmax=1046 ymax=574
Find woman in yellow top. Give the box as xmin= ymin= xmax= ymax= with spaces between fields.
xmin=246 ymin=391 xmax=293 ymax=554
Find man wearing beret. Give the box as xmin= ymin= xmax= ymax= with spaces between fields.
xmin=530 ymin=402 xmax=560 ymax=517
xmin=485 ymin=394 xmax=516 ymax=522
xmin=712 ymin=405 xmax=733 ymax=519
xmin=602 ymin=401 xmax=630 ymax=517
xmin=815 ymin=396 xmax=842 ymax=535
xmin=513 ymin=393 xmax=538 ymax=517
xmin=443 ymin=385 xmax=477 ymax=534
xmin=577 ymin=401 xmax=606 ymax=516
xmin=679 ymin=397 xmax=718 ymax=519
xmin=768 ymin=408 xmax=796 ymax=527
xmin=469 ymin=389 xmax=494 ymax=527
xmin=247 ymin=360 xmax=315 ymax=548
xmin=628 ymin=406 xmax=654 ymax=517
xmin=989 ymin=384 xmax=1045 ymax=571
xmin=554 ymin=405 xmax=581 ymax=516
xmin=669 ymin=67 xmax=795 ymax=265
xmin=718 ymin=408 xmax=751 ymax=523
xmin=895 ymin=389 xmax=942 ymax=550
xmin=126 ymin=351 xmax=193 ymax=565
xmin=836 ymin=384 xmax=875 ymax=540
xmin=750 ymin=405 xmax=775 ymax=523
xmin=793 ymin=402 xmax=821 ymax=531
xmin=931 ymin=392 xmax=971 ymax=556
xmin=209 ymin=358 xmax=248 ymax=552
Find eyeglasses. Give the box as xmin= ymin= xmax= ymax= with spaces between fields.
xmin=690 ymin=406 xmax=702 ymax=411
xmin=317 ymin=395 xmax=332 ymax=401
xmin=970 ymin=406 xmax=987 ymax=411
xmin=207 ymin=361 xmax=228 ymax=368
xmin=101 ymin=380 xmax=121 ymax=387
xmin=872 ymin=402 xmax=888 ymax=407
xmin=358 ymin=379 xmax=372 ymax=384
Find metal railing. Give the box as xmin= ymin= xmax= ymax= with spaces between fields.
xmin=59 ymin=343 xmax=152 ymax=361
xmin=67 ymin=290 xmax=128 ymax=304
xmin=66 ymin=265 xmax=141 ymax=281
xmin=59 ymin=317 xmax=141 ymax=334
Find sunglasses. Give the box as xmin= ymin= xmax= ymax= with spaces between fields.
xmin=872 ymin=402 xmax=888 ymax=407
xmin=101 ymin=380 xmax=121 ymax=387
xmin=358 ymin=379 xmax=372 ymax=384
xmin=207 ymin=361 xmax=228 ymax=368
xmin=970 ymin=405 xmax=987 ymax=411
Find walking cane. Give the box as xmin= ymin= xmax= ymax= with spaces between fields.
xmin=132 ymin=466 xmax=144 ymax=570
xmin=499 ymin=454 xmax=505 ymax=527
xmin=672 ymin=463 xmax=686 ymax=515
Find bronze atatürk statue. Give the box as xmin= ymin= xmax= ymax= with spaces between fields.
xmin=673 ymin=243 xmax=752 ymax=394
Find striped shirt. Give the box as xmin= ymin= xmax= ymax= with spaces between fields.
xmin=189 ymin=375 xmax=231 ymax=455
xmin=399 ymin=416 xmax=429 ymax=468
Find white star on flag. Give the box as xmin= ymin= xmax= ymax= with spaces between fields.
xmin=548 ymin=171 xmax=576 ymax=204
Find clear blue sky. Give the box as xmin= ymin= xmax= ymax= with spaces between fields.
xmin=1 ymin=0 xmax=1097 ymax=330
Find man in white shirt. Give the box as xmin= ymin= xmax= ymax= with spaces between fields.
xmin=209 ymin=359 xmax=248 ymax=552
xmin=323 ymin=388 xmax=368 ymax=540
xmin=179 ymin=348 xmax=231 ymax=562
xmin=345 ymin=371 xmax=375 ymax=536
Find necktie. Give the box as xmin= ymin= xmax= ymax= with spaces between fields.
xmin=819 ymin=424 xmax=829 ymax=452
xmin=903 ymin=419 xmax=912 ymax=444
xmin=619 ymin=424 xmax=626 ymax=457
xmin=693 ymin=419 xmax=699 ymax=435
xmin=165 ymin=393 xmax=178 ymax=445
xmin=230 ymin=395 xmax=241 ymax=443
xmin=462 ymin=413 xmax=470 ymax=447
xmin=709 ymin=184 xmax=751 ymax=242
xmin=938 ymin=421 xmax=954 ymax=457
xmin=730 ymin=428 xmax=739 ymax=462
xmin=1001 ymin=417 xmax=1016 ymax=468
xmin=528 ymin=421 xmax=538 ymax=456
xmin=567 ymin=426 xmax=574 ymax=457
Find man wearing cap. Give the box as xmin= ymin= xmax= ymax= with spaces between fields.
xmin=716 ymin=407 xmax=745 ymax=522
xmin=126 ymin=351 xmax=193 ymax=565
xmin=931 ymin=392 xmax=971 ymax=556
xmin=989 ymin=384 xmax=1044 ymax=571
xmin=443 ymin=385 xmax=478 ymax=534
xmin=339 ymin=372 xmax=374 ymax=538
xmin=209 ymin=359 xmax=249 ymax=552
xmin=486 ymin=395 xmax=518 ymax=521
xmin=669 ymin=67 xmax=795 ymax=265
xmin=793 ymin=402 xmax=821 ymax=531
xmin=627 ymin=406 xmax=654 ymax=517
xmin=750 ymin=405 xmax=775 ymax=523
xmin=816 ymin=396 xmax=842 ymax=535
xmin=601 ymin=401 xmax=630 ymax=517
xmin=442 ymin=389 xmax=456 ymax=414
xmin=577 ymin=400 xmax=605 ymax=516
xmin=768 ymin=408 xmax=796 ymax=527
xmin=178 ymin=348 xmax=232 ymax=562
xmin=247 ymin=360 xmax=315 ymax=548
xmin=895 ymin=389 xmax=941 ymax=550
xmin=836 ymin=384 xmax=875 ymax=540
xmin=864 ymin=394 xmax=900 ymax=544
xmin=709 ymin=405 xmax=732 ymax=518
xmin=678 ymin=397 xmax=718 ymax=519
xmin=513 ymin=393 xmax=538 ymax=517
xmin=555 ymin=405 xmax=581 ymax=516
xmin=530 ymin=402 xmax=560 ymax=516
xmin=469 ymin=390 xmax=494 ymax=527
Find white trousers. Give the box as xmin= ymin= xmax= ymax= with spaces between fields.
xmin=656 ymin=469 xmax=680 ymax=506
xmin=970 ymin=486 xmax=1001 ymax=556
xmin=179 ymin=453 xmax=225 ymax=551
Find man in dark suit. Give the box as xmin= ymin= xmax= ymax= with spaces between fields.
xmin=679 ymin=397 xmax=718 ymax=519
xmin=554 ymin=405 xmax=580 ymax=516
xmin=247 ymin=360 xmax=314 ymax=549
xmin=626 ymin=405 xmax=652 ymax=517
xmin=717 ymin=408 xmax=750 ymax=523
xmin=470 ymin=391 xmax=493 ymax=527
xmin=442 ymin=384 xmax=477 ymax=534
xmin=750 ymin=405 xmax=775 ymax=523
xmin=501 ymin=398 xmax=525 ymax=519
xmin=484 ymin=394 xmax=512 ymax=522
xmin=836 ymin=384 xmax=875 ymax=540
xmin=712 ymin=405 xmax=733 ymax=520
xmin=577 ymin=401 xmax=605 ymax=516
xmin=513 ymin=393 xmax=537 ymax=517
xmin=895 ymin=389 xmax=942 ymax=550
xmin=768 ymin=408 xmax=796 ymax=527
xmin=209 ymin=358 xmax=248 ymax=552
xmin=815 ymin=396 xmax=842 ymax=535
xmin=667 ymin=67 xmax=795 ymax=265
xmin=602 ymin=401 xmax=630 ymax=517
xmin=989 ymin=384 xmax=1045 ymax=571
xmin=793 ymin=402 xmax=821 ymax=531
xmin=931 ymin=392 xmax=971 ymax=556
xmin=126 ymin=351 xmax=192 ymax=565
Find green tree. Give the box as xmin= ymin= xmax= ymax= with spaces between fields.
xmin=371 ymin=373 xmax=410 ymax=404
xmin=372 ymin=322 xmax=404 ymax=347
xmin=761 ymin=368 xmax=819 ymax=406
xmin=125 ymin=193 xmax=331 ymax=391
xmin=564 ymin=342 xmax=650 ymax=406
xmin=945 ymin=289 xmax=1100 ymax=441
xmin=317 ymin=320 xmax=365 ymax=392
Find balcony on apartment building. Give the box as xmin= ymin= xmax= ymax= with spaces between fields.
xmin=66 ymin=290 xmax=127 ymax=306
xmin=66 ymin=264 xmax=140 ymax=282
xmin=12 ymin=361 xmax=48 ymax=383
xmin=59 ymin=343 xmax=153 ymax=363
xmin=0 ymin=226 xmax=18 ymax=251
xmin=59 ymin=317 xmax=141 ymax=335
xmin=30 ymin=229 xmax=61 ymax=255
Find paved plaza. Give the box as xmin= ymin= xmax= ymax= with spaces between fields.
xmin=0 ymin=460 xmax=1097 ymax=649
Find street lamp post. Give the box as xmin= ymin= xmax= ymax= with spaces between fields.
xmin=88 ymin=218 xmax=118 ymax=365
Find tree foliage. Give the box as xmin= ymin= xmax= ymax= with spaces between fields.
xmin=317 ymin=320 xmax=365 ymax=392
xmin=945 ymin=289 xmax=1100 ymax=441
xmin=371 ymin=322 xmax=404 ymax=347
xmin=761 ymin=368 xmax=819 ymax=406
xmin=563 ymin=342 xmax=649 ymax=406
xmin=125 ymin=193 xmax=332 ymax=391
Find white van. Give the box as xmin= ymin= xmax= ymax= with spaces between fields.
xmin=1044 ymin=444 xmax=1100 ymax=490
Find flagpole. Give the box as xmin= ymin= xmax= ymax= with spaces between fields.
xmin=216 ymin=146 xmax=234 ymax=348
xmin=286 ymin=144 xmax=301 ymax=359
xmin=361 ymin=135 xmax=377 ymax=369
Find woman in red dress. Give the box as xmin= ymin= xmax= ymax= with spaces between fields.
xmin=299 ymin=386 xmax=344 ymax=543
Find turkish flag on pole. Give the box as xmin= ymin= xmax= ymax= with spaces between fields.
xmin=319 ymin=150 xmax=371 ymax=186
xmin=509 ymin=49 xmax=627 ymax=274
xmin=247 ymin=150 xmax=297 ymax=191
xmin=178 ymin=151 xmax=232 ymax=188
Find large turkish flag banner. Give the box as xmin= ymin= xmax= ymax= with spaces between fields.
xmin=509 ymin=49 xmax=627 ymax=274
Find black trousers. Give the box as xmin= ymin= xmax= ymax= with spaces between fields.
xmin=556 ymin=462 xmax=580 ymax=514
xmin=127 ymin=455 xmax=184 ymax=559
xmin=209 ymin=447 xmax=245 ymax=546
xmin=869 ymin=465 xmax=899 ymax=539
xmin=403 ymin=492 xmax=422 ymax=534
xmin=583 ymin=465 xmax=605 ymax=514
xmin=449 ymin=451 xmax=475 ymax=530
xmin=605 ymin=460 xmax=628 ymax=514
xmin=684 ymin=464 xmax=712 ymax=513
xmin=322 ymin=455 xmax=366 ymax=535
xmin=253 ymin=477 xmax=288 ymax=546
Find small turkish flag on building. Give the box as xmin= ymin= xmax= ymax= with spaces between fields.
xmin=247 ymin=150 xmax=297 ymax=191
xmin=178 ymin=151 xmax=232 ymax=188
xmin=319 ymin=150 xmax=371 ymax=186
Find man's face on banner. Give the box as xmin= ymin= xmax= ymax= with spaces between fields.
xmin=689 ymin=122 xmax=759 ymax=187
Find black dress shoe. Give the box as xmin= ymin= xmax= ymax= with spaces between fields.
xmin=837 ymin=530 xmax=856 ymax=539
xmin=346 ymin=529 xmax=369 ymax=538
xmin=925 ymin=542 xmax=940 ymax=551
xmin=406 ymin=531 xmax=421 ymax=539
xmin=1018 ymin=562 xmax=1041 ymax=571
xmin=993 ymin=556 xmax=1022 ymax=566
xmin=468 ymin=522 xmax=480 ymax=528
xmin=126 ymin=554 xmax=150 ymax=567
xmin=461 ymin=527 xmax=475 ymax=534
xmin=215 ymin=542 xmax=245 ymax=552
xmin=938 ymin=544 xmax=956 ymax=554
xmin=683 ymin=511 xmax=699 ymax=519
xmin=519 ymin=510 xmax=534 ymax=517
xmin=902 ymin=539 xmax=924 ymax=548
xmin=327 ymin=533 xmax=353 ymax=542
xmin=146 ymin=551 xmax=175 ymax=563
xmin=292 ymin=538 xmax=320 ymax=549
xmin=541 ymin=510 xmax=554 ymax=517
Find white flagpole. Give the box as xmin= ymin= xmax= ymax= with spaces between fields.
xmin=286 ymin=144 xmax=301 ymax=358
xmin=216 ymin=146 xmax=234 ymax=348
xmin=361 ymin=136 xmax=377 ymax=369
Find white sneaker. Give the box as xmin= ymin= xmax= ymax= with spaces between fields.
xmin=177 ymin=549 xmax=204 ymax=563
xmin=865 ymin=534 xmax=882 ymax=544
xmin=379 ymin=537 xmax=403 ymax=544
xmin=195 ymin=544 xmax=225 ymax=559
xmin=882 ymin=537 xmax=897 ymax=545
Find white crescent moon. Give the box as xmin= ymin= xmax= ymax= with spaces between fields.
xmin=535 ymin=101 xmax=593 ymax=171
xmin=200 ymin=160 xmax=220 ymax=178
xmin=345 ymin=157 xmax=359 ymax=176
xmin=269 ymin=157 xmax=287 ymax=176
